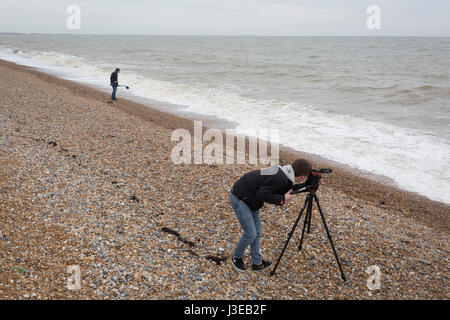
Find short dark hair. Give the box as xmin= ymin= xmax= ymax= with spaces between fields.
xmin=116 ymin=68 xmax=120 ymax=71
xmin=292 ymin=159 xmax=312 ymax=177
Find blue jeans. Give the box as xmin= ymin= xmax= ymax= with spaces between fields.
xmin=111 ymin=83 xmax=117 ymax=100
xmin=229 ymin=193 xmax=262 ymax=265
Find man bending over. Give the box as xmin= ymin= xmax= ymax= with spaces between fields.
xmin=229 ymin=159 xmax=313 ymax=272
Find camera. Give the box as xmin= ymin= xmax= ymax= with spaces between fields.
xmin=311 ymin=168 xmax=332 ymax=174
xmin=305 ymin=168 xmax=332 ymax=191
xmin=291 ymin=168 xmax=332 ymax=194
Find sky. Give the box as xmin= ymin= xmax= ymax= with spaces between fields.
xmin=0 ymin=0 xmax=449 ymax=36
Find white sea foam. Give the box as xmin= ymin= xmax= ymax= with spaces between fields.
xmin=1 ymin=47 xmax=449 ymax=204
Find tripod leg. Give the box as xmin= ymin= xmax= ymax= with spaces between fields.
xmin=306 ymin=197 xmax=313 ymax=233
xmin=270 ymin=194 xmax=311 ymax=277
xmin=298 ymin=196 xmax=313 ymax=251
xmin=313 ymin=194 xmax=347 ymax=281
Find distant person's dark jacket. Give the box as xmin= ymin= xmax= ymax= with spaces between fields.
xmin=231 ymin=167 xmax=305 ymax=211
xmin=110 ymin=71 xmax=118 ymax=86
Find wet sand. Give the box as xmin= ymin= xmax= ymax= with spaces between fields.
xmin=0 ymin=59 xmax=448 ymax=299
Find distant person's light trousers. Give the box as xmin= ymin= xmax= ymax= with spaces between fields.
xmin=111 ymin=83 xmax=117 ymax=100
xmin=229 ymin=193 xmax=262 ymax=265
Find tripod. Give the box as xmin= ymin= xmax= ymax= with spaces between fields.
xmin=270 ymin=190 xmax=347 ymax=281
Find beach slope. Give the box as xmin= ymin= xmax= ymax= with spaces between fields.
xmin=0 ymin=59 xmax=448 ymax=299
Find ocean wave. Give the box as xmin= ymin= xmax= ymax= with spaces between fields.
xmin=331 ymin=83 xmax=401 ymax=92
xmin=1 ymin=46 xmax=449 ymax=204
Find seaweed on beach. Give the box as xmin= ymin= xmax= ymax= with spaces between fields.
xmin=161 ymin=227 xmax=196 ymax=248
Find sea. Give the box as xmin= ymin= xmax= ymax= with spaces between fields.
xmin=0 ymin=34 xmax=449 ymax=204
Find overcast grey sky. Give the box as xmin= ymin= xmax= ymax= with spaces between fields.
xmin=1 ymin=0 xmax=449 ymax=36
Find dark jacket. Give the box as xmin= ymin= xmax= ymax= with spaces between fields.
xmin=110 ymin=71 xmax=118 ymax=85
xmin=231 ymin=167 xmax=304 ymax=211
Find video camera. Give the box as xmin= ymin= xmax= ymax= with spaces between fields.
xmin=291 ymin=168 xmax=332 ymax=194
xmin=310 ymin=168 xmax=332 ymax=175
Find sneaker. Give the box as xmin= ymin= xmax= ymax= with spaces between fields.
xmin=231 ymin=257 xmax=246 ymax=273
xmin=252 ymin=260 xmax=272 ymax=272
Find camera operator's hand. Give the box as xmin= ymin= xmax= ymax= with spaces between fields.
xmin=284 ymin=190 xmax=295 ymax=203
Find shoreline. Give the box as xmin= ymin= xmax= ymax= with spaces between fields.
xmin=1 ymin=58 xmax=447 ymax=232
xmin=0 ymin=58 xmax=449 ymax=299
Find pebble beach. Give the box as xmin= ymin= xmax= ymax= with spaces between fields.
xmin=0 ymin=59 xmax=449 ymax=299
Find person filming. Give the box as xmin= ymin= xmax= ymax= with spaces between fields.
xmin=229 ymin=158 xmax=313 ymax=272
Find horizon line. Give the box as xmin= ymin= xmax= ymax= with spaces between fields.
xmin=1 ymin=32 xmax=449 ymax=38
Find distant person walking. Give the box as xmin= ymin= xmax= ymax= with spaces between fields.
xmin=110 ymin=68 xmax=120 ymax=100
